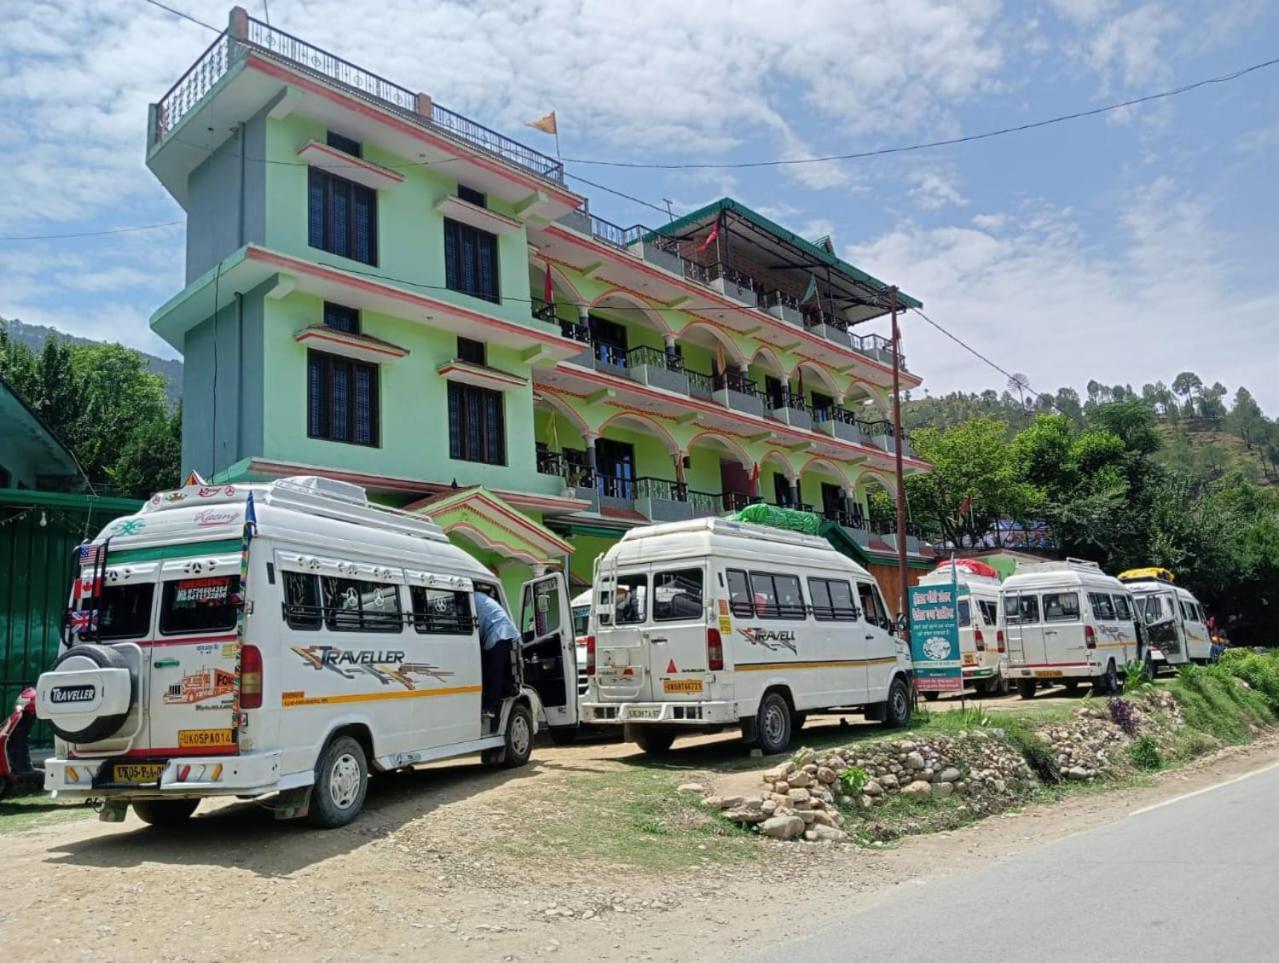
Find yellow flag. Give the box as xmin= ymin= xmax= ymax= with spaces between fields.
xmin=526 ymin=111 xmax=557 ymax=135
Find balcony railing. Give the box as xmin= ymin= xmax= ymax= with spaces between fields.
xmin=714 ymin=369 xmax=759 ymax=397
xmin=765 ymin=389 xmax=806 ymax=413
xmin=558 ymin=319 xmax=591 ymax=343
xmin=154 ymin=15 xmax=564 ymax=183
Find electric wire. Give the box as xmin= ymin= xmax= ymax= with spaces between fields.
xmin=0 ymin=221 xmax=183 ymax=241
xmin=142 ymin=0 xmax=221 ymax=33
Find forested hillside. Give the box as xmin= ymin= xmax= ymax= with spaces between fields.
xmin=896 ymin=373 xmax=1279 ymax=644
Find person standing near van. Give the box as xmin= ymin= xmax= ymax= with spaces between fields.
xmin=474 ymin=587 xmax=519 ymax=716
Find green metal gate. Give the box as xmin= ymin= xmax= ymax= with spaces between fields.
xmin=0 ymin=491 xmax=140 ymax=743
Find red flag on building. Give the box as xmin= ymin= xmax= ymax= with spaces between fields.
xmin=697 ymin=222 xmax=720 ymax=253
xmin=749 ymin=462 xmax=761 ymax=491
xmin=543 ymin=263 xmax=554 ymax=306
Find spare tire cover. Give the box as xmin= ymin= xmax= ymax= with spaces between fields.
xmin=37 ymin=644 xmax=136 ymax=744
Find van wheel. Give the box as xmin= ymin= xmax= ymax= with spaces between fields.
xmin=755 ymin=691 xmax=793 ymax=754
xmin=633 ymin=725 xmax=677 ymax=755
xmin=881 ymin=677 xmax=912 ymax=729
xmin=1016 ymin=679 xmax=1037 ymax=700
xmin=497 ymin=703 xmax=535 ymax=769
xmin=1094 ymin=660 xmax=1119 ymax=696
xmin=307 ymin=735 xmax=368 ymax=829
xmin=132 ymin=798 xmax=198 ymax=828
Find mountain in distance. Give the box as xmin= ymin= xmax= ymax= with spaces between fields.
xmin=0 ymin=317 xmax=182 ymax=409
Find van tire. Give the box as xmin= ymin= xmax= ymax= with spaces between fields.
xmin=307 ymin=735 xmax=368 ymax=829
xmin=1094 ymin=660 xmax=1119 ymax=696
xmin=497 ymin=703 xmax=535 ymax=769
xmin=132 ymin=798 xmax=198 ymax=827
xmin=1016 ymin=679 xmax=1037 ymax=699
xmin=878 ymin=676 xmax=912 ymax=729
xmin=633 ymin=725 xmax=677 ymax=755
xmin=755 ymin=691 xmax=794 ymax=754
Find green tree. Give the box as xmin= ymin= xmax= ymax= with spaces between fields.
xmin=110 ymin=406 xmax=182 ymax=500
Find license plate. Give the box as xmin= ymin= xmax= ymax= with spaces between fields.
xmin=1035 ymin=670 xmax=1064 ymax=678
xmin=663 ymin=679 xmax=704 ymax=694
xmin=178 ymin=728 xmax=235 ymax=750
xmin=112 ymin=763 xmax=165 ymax=784
xmin=627 ymin=707 xmax=661 ymax=720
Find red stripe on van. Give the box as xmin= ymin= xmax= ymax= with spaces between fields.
xmin=1019 ymin=661 xmax=1090 ymax=668
xmin=69 ymin=746 xmax=239 ymax=760
xmin=143 ymin=633 xmax=240 ymax=648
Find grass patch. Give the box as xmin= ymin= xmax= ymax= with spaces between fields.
xmin=0 ymin=792 xmax=92 ymax=835
xmin=501 ymin=767 xmax=760 ymax=873
xmin=846 ymin=790 xmax=981 ymax=844
xmin=1172 ymin=663 xmax=1274 ymax=744
xmin=1128 ymin=735 xmax=1163 ymax=771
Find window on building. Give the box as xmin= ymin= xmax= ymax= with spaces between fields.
xmin=324 ymin=301 xmax=360 ymax=334
xmin=443 ymin=218 xmax=499 ymax=302
xmin=447 ymin=382 xmax=504 ymax=464
xmin=307 ymin=350 xmax=379 ymax=446
xmin=653 ymin=569 xmax=703 ymax=621
xmin=457 ymin=337 xmax=486 ymax=366
xmin=457 ymin=185 xmax=486 ymax=207
xmin=820 ymin=483 xmax=843 ymax=518
xmin=308 ymin=168 xmax=377 ymax=265
xmin=588 ymin=316 xmax=628 ymax=367
xmin=773 ymin=473 xmax=792 ymax=507
xmin=811 ymin=391 xmax=833 ymax=421
xmin=326 ymin=131 xmax=362 ymax=157
xmin=321 ymin=576 xmax=402 ymax=632
xmin=409 ymin=586 xmax=474 ymax=635
xmin=595 ymin=438 xmax=635 ymax=500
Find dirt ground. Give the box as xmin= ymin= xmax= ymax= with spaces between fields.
xmin=2 ymin=691 xmax=1272 ymax=962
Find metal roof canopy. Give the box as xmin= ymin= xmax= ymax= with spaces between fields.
xmin=651 ymin=198 xmax=922 ymax=325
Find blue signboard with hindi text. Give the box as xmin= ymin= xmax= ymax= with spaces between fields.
xmin=908 ymin=580 xmax=966 ymax=692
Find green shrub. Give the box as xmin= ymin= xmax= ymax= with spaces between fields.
xmin=839 ymin=766 xmax=869 ymax=796
xmin=1128 ymin=735 xmax=1162 ymax=771
xmin=1172 ymin=663 xmax=1274 ymax=744
xmin=1218 ymin=650 xmax=1279 ymax=712
xmin=1123 ymin=659 xmax=1151 ymax=691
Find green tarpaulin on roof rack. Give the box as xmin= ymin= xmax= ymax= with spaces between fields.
xmin=728 ymin=503 xmax=821 ymax=535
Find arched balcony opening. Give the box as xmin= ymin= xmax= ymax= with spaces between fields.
xmin=533 ymin=393 xmax=595 ymax=493
xmin=687 ymin=430 xmax=756 ymax=515
xmin=797 ymin=458 xmax=855 ymax=523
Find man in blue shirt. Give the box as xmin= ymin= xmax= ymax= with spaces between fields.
xmin=474 ymin=586 xmax=520 ymax=716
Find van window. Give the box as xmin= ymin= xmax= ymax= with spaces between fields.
xmin=1178 ymin=600 xmax=1192 ymax=621
xmin=775 ymin=574 xmax=805 ymax=619
xmin=283 ymin=572 xmax=322 ymax=630
xmin=1005 ymin=594 xmax=1040 ymax=624
xmin=160 ymin=575 xmax=240 ymax=635
xmin=1042 ymin=592 xmax=1080 ymax=622
xmin=808 ymin=578 xmax=858 ymax=622
xmin=1140 ymin=595 xmax=1166 ymax=623
xmin=93 ymin=583 xmax=155 ymax=641
xmin=957 ymin=599 xmax=972 ymax=628
xmin=1089 ymin=592 xmax=1116 ymax=621
xmin=727 ymin=569 xmax=754 ymax=617
xmin=857 ymin=581 xmax=890 ymax=630
xmin=1193 ymin=603 xmax=1206 ymax=623
xmin=572 ymin=606 xmax=590 ymax=637
xmin=612 ymin=573 xmax=647 ymax=625
xmin=748 ymin=572 xmax=779 ymax=618
xmin=978 ymin=600 xmax=999 ymax=625
xmin=1113 ymin=594 xmax=1133 ymax=621
xmin=321 ymin=576 xmax=403 ymax=632
xmin=409 ymin=586 xmax=473 ymax=635
xmin=653 ymin=569 xmax=704 ymax=621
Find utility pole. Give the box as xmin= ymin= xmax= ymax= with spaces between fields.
xmin=890 ymin=286 xmax=909 ymax=641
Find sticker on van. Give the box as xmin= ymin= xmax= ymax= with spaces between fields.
xmin=738 ymin=627 xmax=798 ymax=653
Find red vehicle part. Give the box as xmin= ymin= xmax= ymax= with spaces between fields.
xmin=0 ymin=687 xmax=38 ymax=798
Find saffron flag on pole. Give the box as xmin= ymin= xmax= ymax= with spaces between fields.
xmin=543 ymin=262 xmax=554 ymax=306
xmin=749 ymin=462 xmax=761 ymax=490
xmin=526 ymin=111 xmax=558 ymax=135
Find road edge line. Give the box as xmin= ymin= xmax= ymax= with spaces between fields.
xmin=1128 ymin=758 xmax=1279 ymax=817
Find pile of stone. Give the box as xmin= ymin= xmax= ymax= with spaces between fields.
xmin=699 ymin=732 xmax=1036 ymax=843
xmin=1042 ymin=707 xmax=1132 ymax=780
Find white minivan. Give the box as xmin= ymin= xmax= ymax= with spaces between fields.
xmin=1119 ymin=569 xmax=1213 ymax=666
xmin=1002 ymin=558 xmax=1144 ymax=697
xmin=578 ymin=518 xmax=914 ymax=754
xmin=917 ymin=560 xmax=1007 ymax=698
xmin=35 ymin=476 xmax=576 ymax=828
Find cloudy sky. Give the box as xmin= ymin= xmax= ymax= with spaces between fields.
xmin=2 ymin=0 xmax=1277 ymax=409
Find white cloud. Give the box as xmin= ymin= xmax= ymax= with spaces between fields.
xmin=1083 ymin=2 xmax=1180 ymax=90
xmin=846 ymin=180 xmax=1279 ymax=411
xmin=908 ymin=170 xmax=970 ymax=211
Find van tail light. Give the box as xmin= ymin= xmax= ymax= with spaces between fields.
xmin=707 ymin=628 xmax=724 ymax=671
xmin=996 ymin=629 xmax=1006 ymax=654
xmin=585 ymin=636 xmax=596 ymax=676
xmin=1084 ymin=625 xmax=1097 ymax=650
xmin=240 ymin=644 xmax=263 ymax=709
xmin=974 ymin=627 xmax=986 ymax=652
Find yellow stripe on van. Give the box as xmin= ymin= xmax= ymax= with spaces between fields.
xmin=1093 ymin=641 xmax=1136 ymax=650
xmin=736 ymin=657 xmax=898 ymax=672
xmin=282 ymin=685 xmax=481 ymax=708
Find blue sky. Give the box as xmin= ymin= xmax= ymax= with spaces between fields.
xmin=2 ymin=0 xmax=1277 ymax=409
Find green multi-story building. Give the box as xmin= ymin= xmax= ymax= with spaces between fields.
xmin=147 ymin=7 xmax=935 ymax=603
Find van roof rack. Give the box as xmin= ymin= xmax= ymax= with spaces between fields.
xmin=620 ymin=516 xmax=832 ymax=550
xmin=267 ymin=477 xmax=449 ymax=543
xmin=1016 ymin=557 xmax=1103 ymax=574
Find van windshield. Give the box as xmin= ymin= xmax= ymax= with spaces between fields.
xmin=653 ymin=569 xmax=703 ymax=621
xmin=572 ymin=606 xmax=590 ymax=636
xmin=612 ymin=574 xmax=647 ymax=625
xmin=160 ymin=575 xmax=241 ymax=635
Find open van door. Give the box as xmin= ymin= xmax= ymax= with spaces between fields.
xmin=1142 ymin=592 xmax=1183 ymax=662
xmin=518 ymin=573 xmax=578 ymax=736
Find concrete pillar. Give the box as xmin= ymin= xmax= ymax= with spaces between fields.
xmin=788 ymin=479 xmax=799 ymax=508
xmin=664 ymin=334 xmax=679 ymax=371
xmin=415 ymin=92 xmax=434 ymax=119
xmin=229 ymin=5 xmax=249 ymax=40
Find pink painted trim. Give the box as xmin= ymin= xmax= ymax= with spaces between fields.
xmin=436 ymin=361 xmax=527 ymax=388
xmin=246 ymin=54 xmax=581 ymax=208
xmin=543 ymin=224 xmax=924 ymax=389
xmin=295 ymin=140 xmax=404 ymax=185
xmin=246 ymin=247 xmax=573 ymax=352
xmin=295 ymin=328 xmax=408 ymax=358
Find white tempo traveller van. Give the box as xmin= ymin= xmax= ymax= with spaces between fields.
xmin=35 ymin=476 xmax=576 ymax=828
xmin=1118 ymin=568 xmax=1213 ymax=666
xmin=917 ymin=560 xmax=1007 ymax=698
xmin=579 ymin=518 xmax=913 ymax=755
xmin=1002 ymin=558 xmax=1144 ymax=697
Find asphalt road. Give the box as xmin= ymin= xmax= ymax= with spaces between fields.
xmin=751 ymin=762 xmax=1279 ymax=963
